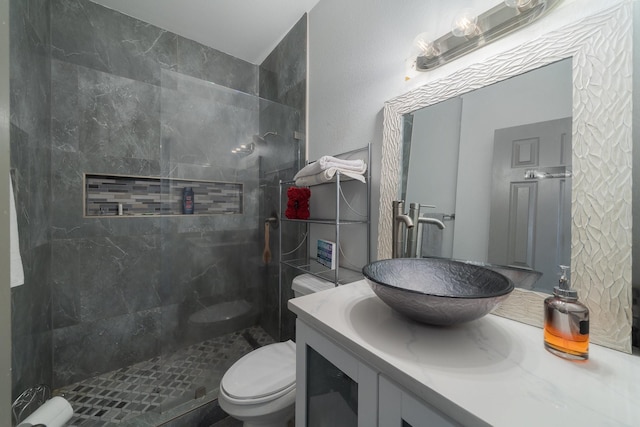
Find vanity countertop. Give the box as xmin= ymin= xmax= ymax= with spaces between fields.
xmin=288 ymin=280 xmax=640 ymax=427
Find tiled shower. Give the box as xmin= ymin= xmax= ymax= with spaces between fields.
xmin=10 ymin=0 xmax=306 ymax=425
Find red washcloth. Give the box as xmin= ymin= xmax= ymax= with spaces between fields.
xmin=286 ymin=187 xmax=311 ymax=219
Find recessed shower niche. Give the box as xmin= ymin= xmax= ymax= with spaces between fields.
xmin=84 ymin=173 xmax=244 ymax=217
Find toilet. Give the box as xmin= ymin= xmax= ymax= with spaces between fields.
xmin=218 ymin=274 xmax=333 ymax=427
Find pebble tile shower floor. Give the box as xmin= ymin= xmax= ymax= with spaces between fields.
xmin=56 ymin=326 xmax=274 ymax=426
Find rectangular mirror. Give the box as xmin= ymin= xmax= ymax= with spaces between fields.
xmin=378 ymin=3 xmax=633 ymax=353
xmin=402 ymin=58 xmax=572 ymax=294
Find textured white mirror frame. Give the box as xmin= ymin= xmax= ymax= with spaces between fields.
xmin=379 ymin=3 xmax=633 ymax=353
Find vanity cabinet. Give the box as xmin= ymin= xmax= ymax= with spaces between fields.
xmin=290 ymin=281 xmax=640 ymax=427
xmin=296 ymin=320 xmax=378 ymax=427
xmin=296 ymin=320 xmax=459 ymax=427
xmin=378 ymin=376 xmax=458 ymax=427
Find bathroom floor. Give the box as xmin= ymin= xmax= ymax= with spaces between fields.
xmin=55 ymin=326 xmax=274 ymax=426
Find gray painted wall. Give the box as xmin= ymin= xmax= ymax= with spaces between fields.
xmin=307 ymin=0 xmax=624 ymax=264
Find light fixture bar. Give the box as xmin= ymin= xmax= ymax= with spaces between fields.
xmin=416 ymin=0 xmax=561 ymax=71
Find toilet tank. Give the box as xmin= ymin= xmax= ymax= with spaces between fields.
xmin=292 ymin=274 xmax=334 ymax=297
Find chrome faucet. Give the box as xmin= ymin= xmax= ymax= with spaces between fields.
xmin=406 ymin=203 xmax=445 ymax=258
xmin=392 ymin=200 xmax=414 ymax=258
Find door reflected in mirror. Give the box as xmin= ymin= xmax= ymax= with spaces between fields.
xmin=402 ymin=58 xmax=572 ymax=294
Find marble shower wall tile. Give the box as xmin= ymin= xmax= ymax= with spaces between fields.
xmin=10 ymin=0 xmax=51 ymax=144
xmin=51 ymin=0 xmax=177 ymax=86
xmin=50 ymin=59 xmax=78 ymax=152
xmin=78 ymin=68 xmax=162 ymax=160
xmin=50 ymin=150 xmax=163 ymax=239
xmin=12 ymin=331 xmax=53 ymax=402
xmin=257 ymin=16 xmax=307 ymax=341
xmin=11 ymin=244 xmax=52 ymax=338
xmin=157 ymin=230 xmax=259 ymax=304
xmin=52 ymin=59 xmax=162 ymax=161
xmin=257 ymin=99 xmax=302 ymax=174
xmin=51 ymin=0 xmax=260 ymax=94
xmin=160 ymin=69 xmax=258 ymax=167
xmin=176 ymin=36 xmax=258 ymax=95
xmin=9 ymin=0 xmax=53 ymax=400
xmin=51 ymin=235 xmax=163 ymax=328
xmin=259 ymin=14 xmax=307 ymax=113
xmin=52 ymin=308 xmax=162 ymax=387
xmin=10 ymin=0 xmax=53 ymax=250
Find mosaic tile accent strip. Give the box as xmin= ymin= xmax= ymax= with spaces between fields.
xmin=56 ymin=326 xmax=274 ymax=426
xmin=85 ymin=174 xmax=243 ymax=217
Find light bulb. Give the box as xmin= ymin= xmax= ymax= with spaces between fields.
xmin=412 ymin=32 xmax=439 ymax=58
xmin=451 ymin=9 xmax=479 ymax=37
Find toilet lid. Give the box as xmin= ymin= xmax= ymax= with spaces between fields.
xmin=221 ymin=340 xmax=296 ymax=401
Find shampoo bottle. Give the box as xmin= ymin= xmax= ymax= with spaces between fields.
xmin=182 ymin=187 xmax=194 ymax=214
xmin=543 ymin=265 xmax=589 ymax=360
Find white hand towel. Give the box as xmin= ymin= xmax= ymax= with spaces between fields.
xmin=10 ymin=176 xmax=24 ymax=288
xmin=294 ymin=156 xmax=367 ymax=180
xmin=294 ymin=168 xmax=366 ymax=187
xmin=318 ymin=156 xmax=366 ymax=172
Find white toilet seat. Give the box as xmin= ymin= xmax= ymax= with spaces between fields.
xmin=221 ymin=381 xmax=295 ymax=405
xmin=220 ymin=340 xmax=296 ymax=405
xmin=218 ymin=384 xmax=296 ymax=427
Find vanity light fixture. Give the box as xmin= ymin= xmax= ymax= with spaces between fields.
xmin=413 ymin=0 xmax=561 ymax=71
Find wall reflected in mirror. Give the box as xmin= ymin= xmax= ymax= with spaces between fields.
xmin=401 ymin=58 xmax=572 ymax=294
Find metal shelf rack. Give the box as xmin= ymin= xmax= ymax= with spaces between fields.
xmin=278 ymin=144 xmax=371 ymax=286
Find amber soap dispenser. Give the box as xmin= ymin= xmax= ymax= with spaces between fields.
xmin=543 ymin=265 xmax=589 ymax=360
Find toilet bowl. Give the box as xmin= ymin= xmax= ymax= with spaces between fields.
xmin=218 ymin=274 xmax=333 ymax=427
xmin=218 ymin=340 xmax=296 ymax=427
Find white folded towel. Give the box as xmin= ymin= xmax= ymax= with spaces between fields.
xmin=10 ymin=176 xmax=24 ymax=288
xmin=293 ymin=156 xmax=367 ymax=181
xmin=294 ymin=168 xmax=366 ymax=187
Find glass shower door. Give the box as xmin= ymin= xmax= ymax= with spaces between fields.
xmin=154 ymin=68 xmax=264 ymax=415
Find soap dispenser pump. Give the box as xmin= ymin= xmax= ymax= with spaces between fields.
xmin=544 ymin=265 xmax=589 ymax=360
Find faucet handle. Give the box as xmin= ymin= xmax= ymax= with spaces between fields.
xmin=409 ymin=202 xmax=436 ymax=209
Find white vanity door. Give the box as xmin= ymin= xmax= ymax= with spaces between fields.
xmin=378 ymin=376 xmax=459 ymax=427
xmin=296 ymin=320 xmax=378 ymax=427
